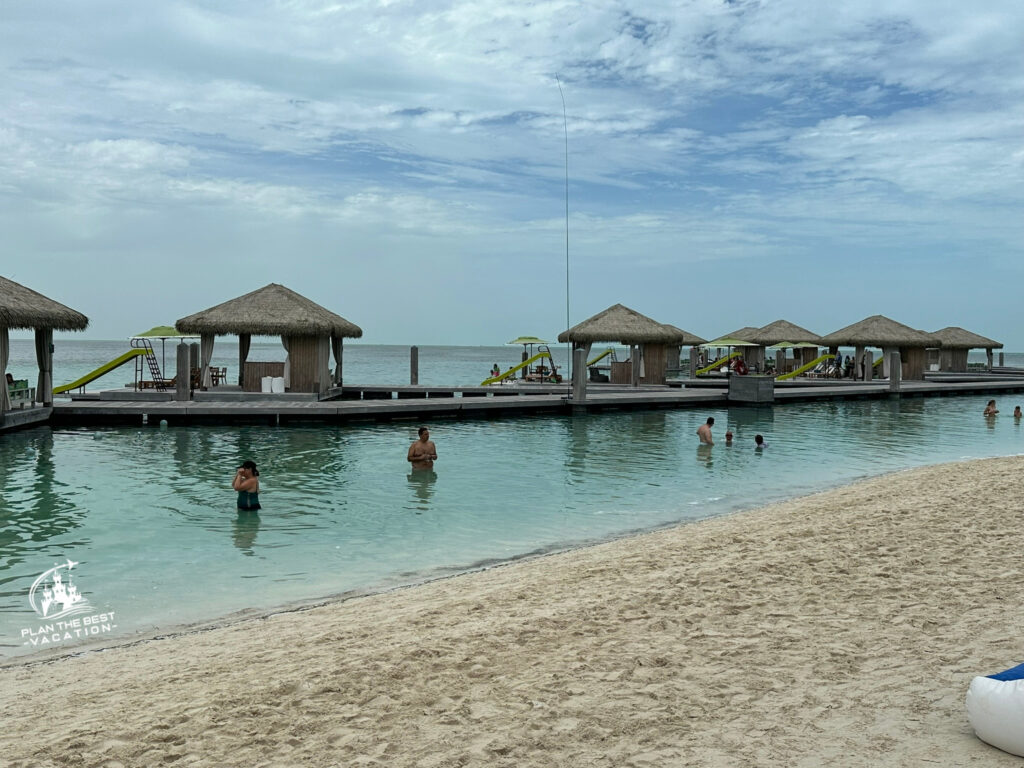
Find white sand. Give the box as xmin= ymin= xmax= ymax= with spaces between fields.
xmin=3 ymin=457 xmax=1024 ymax=767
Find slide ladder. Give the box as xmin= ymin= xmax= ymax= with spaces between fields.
xmin=481 ymin=349 xmax=560 ymax=385
xmin=696 ymin=351 xmax=741 ymax=376
xmin=53 ymin=349 xmax=153 ymax=394
xmin=131 ymin=338 xmax=168 ymax=390
xmin=777 ymin=354 xmax=836 ymax=381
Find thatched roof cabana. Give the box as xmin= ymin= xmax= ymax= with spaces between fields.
xmin=750 ymin=319 xmax=822 ymax=346
xmin=820 ymin=315 xmax=937 ymax=348
xmin=930 ymin=327 xmax=1002 ymax=349
xmin=177 ymin=283 xmax=362 ymax=338
xmin=558 ymin=304 xmax=687 ymax=345
xmin=0 ymin=276 xmax=89 ymax=331
xmin=930 ymin=327 xmax=1002 ymax=373
xmin=820 ymin=315 xmax=939 ymax=381
xmin=559 ymin=304 xmax=686 ymax=386
xmin=176 ymin=283 xmax=362 ymax=394
xmin=1 ymin=276 xmax=88 ymax=414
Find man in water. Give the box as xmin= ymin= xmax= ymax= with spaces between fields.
xmin=755 ymin=434 xmax=767 ymax=449
xmin=407 ymin=426 xmax=438 ymax=470
xmin=697 ymin=417 xmax=714 ymax=445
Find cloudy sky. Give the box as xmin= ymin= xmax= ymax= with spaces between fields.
xmin=2 ymin=0 xmax=1022 ymax=346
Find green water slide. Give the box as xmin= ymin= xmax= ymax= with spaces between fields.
xmin=586 ymin=348 xmax=614 ymax=366
xmin=53 ymin=348 xmax=152 ymax=394
xmin=481 ymin=351 xmax=556 ymax=385
xmin=776 ymin=354 xmax=836 ymax=381
xmin=696 ymin=351 xmax=741 ymax=376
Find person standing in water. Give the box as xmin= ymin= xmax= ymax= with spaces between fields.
xmin=984 ymin=400 xmax=999 ymax=416
xmin=697 ymin=417 xmax=715 ymax=445
xmin=232 ymin=460 xmax=261 ymax=510
xmin=408 ymin=426 xmax=438 ymax=471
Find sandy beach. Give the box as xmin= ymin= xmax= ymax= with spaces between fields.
xmin=3 ymin=457 xmax=1024 ymax=767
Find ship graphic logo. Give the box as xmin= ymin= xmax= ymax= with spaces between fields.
xmin=28 ymin=560 xmax=91 ymax=619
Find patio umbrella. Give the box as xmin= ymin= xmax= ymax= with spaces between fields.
xmin=131 ymin=325 xmax=200 ymax=375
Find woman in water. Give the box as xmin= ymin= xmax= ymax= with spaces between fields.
xmin=984 ymin=400 xmax=999 ymax=417
xmin=232 ymin=460 xmax=261 ymax=510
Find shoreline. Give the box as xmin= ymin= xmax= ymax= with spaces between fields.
xmin=1 ymin=462 xmax=929 ymax=670
xmin=4 ymin=456 xmax=1024 ymax=765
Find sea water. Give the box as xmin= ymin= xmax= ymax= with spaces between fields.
xmin=2 ymin=394 xmax=1023 ymax=658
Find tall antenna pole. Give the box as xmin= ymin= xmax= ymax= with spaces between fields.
xmin=556 ymin=74 xmax=570 ymax=391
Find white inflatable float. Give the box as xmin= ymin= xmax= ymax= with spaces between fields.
xmin=966 ymin=662 xmax=1024 ymax=757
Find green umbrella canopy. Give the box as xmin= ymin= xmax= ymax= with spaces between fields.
xmin=700 ymin=336 xmax=760 ymax=347
xmin=508 ymin=336 xmax=549 ymax=345
xmin=132 ymin=325 xmax=199 ymax=339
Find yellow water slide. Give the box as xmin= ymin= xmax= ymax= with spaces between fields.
xmin=481 ymin=351 xmax=556 ymax=385
xmin=53 ymin=349 xmax=152 ymax=394
xmin=586 ymin=348 xmax=614 ymax=366
xmin=696 ymin=351 xmax=741 ymax=376
xmin=776 ymin=354 xmax=836 ymax=381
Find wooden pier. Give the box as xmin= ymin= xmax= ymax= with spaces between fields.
xmin=33 ymin=374 xmax=1024 ymax=428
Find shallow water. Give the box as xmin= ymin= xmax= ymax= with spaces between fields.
xmin=2 ymin=394 xmax=1023 ymax=658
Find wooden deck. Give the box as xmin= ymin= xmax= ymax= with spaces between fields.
xmin=33 ymin=374 xmax=1024 ymax=428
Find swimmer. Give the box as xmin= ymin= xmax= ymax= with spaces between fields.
xmin=984 ymin=400 xmax=998 ymax=417
xmin=1015 ymin=406 xmax=1022 ymax=419
xmin=725 ymin=430 xmax=733 ymax=445
xmin=754 ymin=434 xmax=767 ymax=449
xmin=697 ymin=417 xmax=714 ymax=445
xmin=407 ymin=426 xmax=438 ymax=470
xmin=232 ymin=460 xmax=261 ymax=511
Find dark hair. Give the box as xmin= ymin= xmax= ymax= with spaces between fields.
xmin=240 ymin=460 xmax=260 ymax=476
xmin=706 ymin=417 xmax=714 ymax=425
xmin=754 ymin=434 xmax=764 ymax=444
xmin=418 ymin=426 xmax=429 ymax=436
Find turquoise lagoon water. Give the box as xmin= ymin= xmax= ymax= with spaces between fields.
xmin=2 ymin=395 xmax=1024 ymax=659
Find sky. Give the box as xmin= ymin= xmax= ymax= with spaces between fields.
xmin=2 ymin=1 xmax=1022 ymax=346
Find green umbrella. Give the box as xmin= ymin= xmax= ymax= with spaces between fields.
xmin=131 ymin=326 xmax=200 ymax=375
xmin=507 ymin=336 xmax=548 ymax=345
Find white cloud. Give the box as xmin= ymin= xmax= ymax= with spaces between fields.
xmin=1 ymin=0 xmax=1023 ymax=343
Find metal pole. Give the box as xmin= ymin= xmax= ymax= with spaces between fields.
xmin=556 ymin=75 xmax=571 ymax=391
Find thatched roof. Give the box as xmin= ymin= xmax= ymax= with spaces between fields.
xmin=176 ymin=283 xmax=363 ymax=338
xmin=662 ymin=324 xmax=707 ymax=346
xmin=820 ymin=315 xmax=938 ymax=348
xmin=750 ymin=319 xmax=822 ymax=346
xmin=0 ymin=276 xmax=88 ymax=331
xmin=558 ymin=304 xmax=687 ymax=344
xmin=931 ymin=327 xmax=1002 ymax=349
xmin=723 ymin=326 xmax=760 ymax=342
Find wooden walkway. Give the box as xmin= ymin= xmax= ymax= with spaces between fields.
xmin=38 ymin=375 xmax=1024 ymax=428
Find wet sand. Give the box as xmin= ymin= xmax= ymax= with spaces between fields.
xmin=3 ymin=457 xmax=1023 ymax=767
